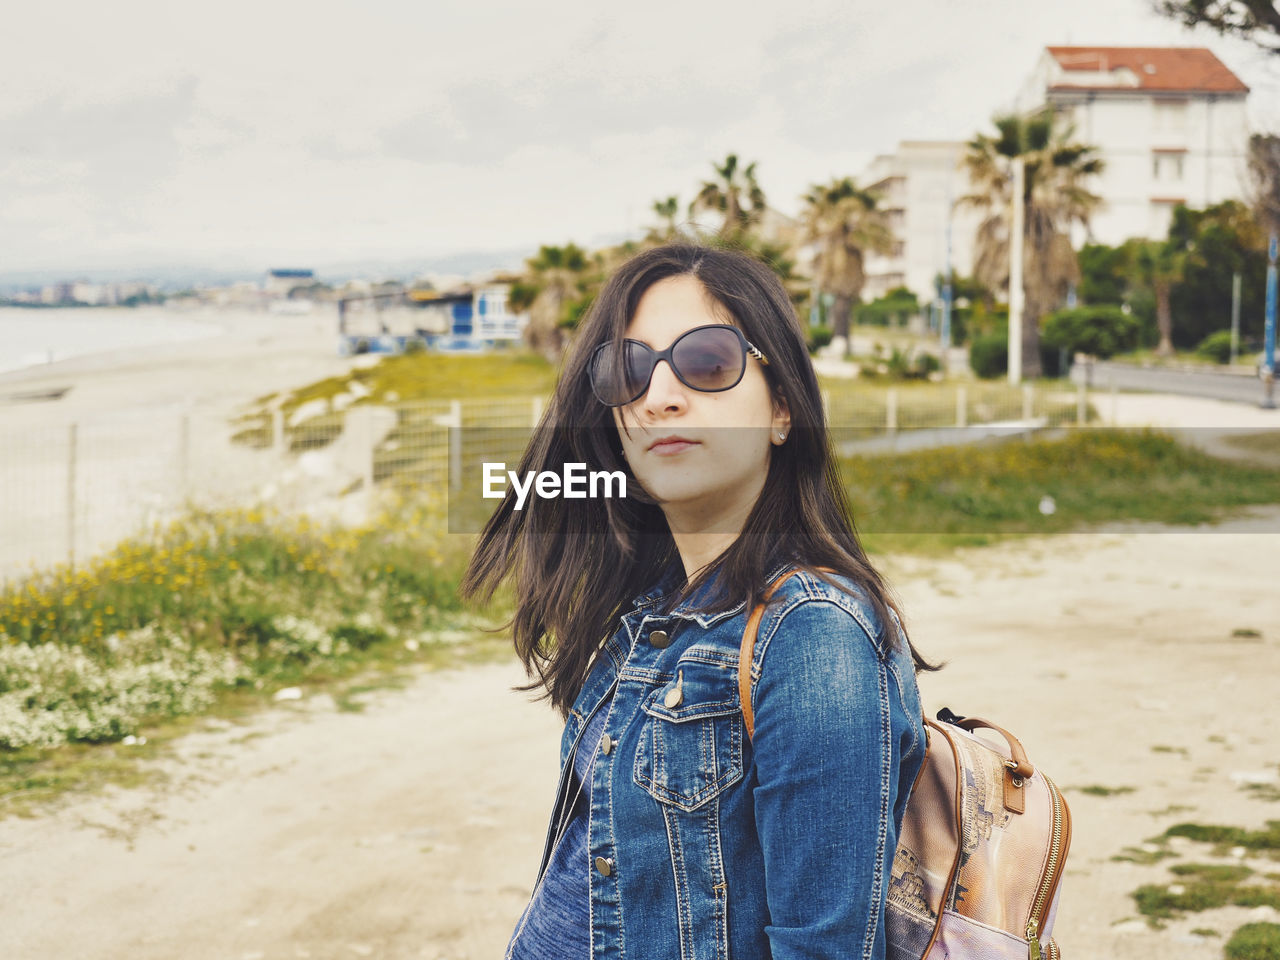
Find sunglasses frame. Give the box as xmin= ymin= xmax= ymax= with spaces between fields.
xmin=588 ymin=324 xmax=770 ymax=407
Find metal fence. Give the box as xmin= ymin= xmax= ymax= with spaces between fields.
xmin=0 ymin=382 xmax=1098 ymax=586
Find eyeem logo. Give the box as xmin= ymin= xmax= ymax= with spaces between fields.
xmin=483 ymin=463 xmax=627 ymax=511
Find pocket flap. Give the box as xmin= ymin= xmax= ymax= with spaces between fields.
xmin=643 ymin=661 xmax=740 ymax=723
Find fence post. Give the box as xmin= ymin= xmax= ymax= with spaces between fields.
xmin=956 ymin=385 xmax=967 ymax=428
xmin=1077 ymin=379 xmax=1087 ymax=425
xmin=363 ymin=408 xmax=376 ymax=493
xmin=273 ymin=406 xmax=287 ymax=453
xmin=449 ymin=399 xmax=463 ymax=493
xmin=178 ymin=413 xmax=190 ymax=506
xmin=67 ymin=423 xmax=77 ymax=570
xmin=1022 ymin=383 xmax=1033 ymax=422
xmin=1110 ymin=381 xmax=1118 ymax=426
xmin=886 ymin=388 xmax=898 ymax=433
xmin=821 ymin=389 xmax=831 ymax=424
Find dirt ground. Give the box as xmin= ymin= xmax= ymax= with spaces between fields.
xmin=2 ymin=511 xmax=1279 ymax=960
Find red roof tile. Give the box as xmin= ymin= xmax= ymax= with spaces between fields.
xmin=1045 ymin=46 xmax=1248 ymax=94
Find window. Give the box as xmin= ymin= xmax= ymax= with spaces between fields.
xmin=1152 ymin=152 xmax=1185 ymax=181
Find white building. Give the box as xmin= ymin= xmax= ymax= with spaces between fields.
xmin=1018 ymin=46 xmax=1250 ymax=245
xmin=859 ymin=141 xmax=980 ymax=305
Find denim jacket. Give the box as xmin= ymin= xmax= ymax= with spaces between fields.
xmin=528 ymin=560 xmax=927 ymax=960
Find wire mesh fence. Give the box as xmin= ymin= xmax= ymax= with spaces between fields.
xmin=0 ymin=382 xmax=1097 ymax=586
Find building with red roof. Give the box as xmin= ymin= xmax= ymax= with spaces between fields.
xmin=1020 ymin=46 xmax=1250 ymax=244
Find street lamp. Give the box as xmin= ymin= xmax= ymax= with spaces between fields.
xmin=1008 ymin=156 xmax=1026 ymax=386
xmin=1262 ymin=233 xmax=1277 ymax=410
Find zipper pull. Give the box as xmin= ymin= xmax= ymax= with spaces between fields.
xmin=1026 ymin=919 xmax=1041 ymax=960
xmin=664 ymin=670 xmax=684 ymax=708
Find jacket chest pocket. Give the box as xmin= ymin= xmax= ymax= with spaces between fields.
xmin=633 ymin=660 xmax=744 ymax=812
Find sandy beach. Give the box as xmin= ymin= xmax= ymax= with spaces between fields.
xmin=1 ymin=520 xmax=1278 ymax=959
xmin=0 ymin=306 xmax=359 ymax=580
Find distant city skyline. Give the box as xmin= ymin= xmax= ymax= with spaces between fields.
xmin=5 ymin=0 xmax=1280 ymax=273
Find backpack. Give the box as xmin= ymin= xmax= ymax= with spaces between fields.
xmin=737 ymin=570 xmax=1072 ymax=960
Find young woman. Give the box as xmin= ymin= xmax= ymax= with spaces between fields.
xmin=462 ymin=243 xmax=931 ymax=960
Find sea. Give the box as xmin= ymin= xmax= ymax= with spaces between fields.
xmin=0 ymin=307 xmax=224 ymax=375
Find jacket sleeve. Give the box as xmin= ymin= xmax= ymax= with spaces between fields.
xmin=750 ymin=597 xmax=916 ymax=960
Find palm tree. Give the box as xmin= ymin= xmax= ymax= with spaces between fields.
xmin=689 ymin=154 xmax=767 ymax=241
xmin=800 ymin=177 xmax=895 ymax=347
xmin=646 ymin=196 xmax=681 ymax=244
xmin=961 ymin=109 xmax=1104 ymax=379
xmin=1132 ymin=239 xmax=1183 ymax=357
xmin=509 ymin=244 xmax=591 ymax=362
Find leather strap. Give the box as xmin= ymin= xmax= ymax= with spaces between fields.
xmin=953 ymin=716 xmax=1035 ymax=780
xmin=738 ymin=568 xmax=805 ymax=740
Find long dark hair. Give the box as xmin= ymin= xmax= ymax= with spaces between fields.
xmin=461 ymin=242 xmax=935 ymax=717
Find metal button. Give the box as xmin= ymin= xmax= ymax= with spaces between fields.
xmin=664 ymin=669 xmax=684 ymax=709
xmin=649 ymin=629 xmax=671 ymax=649
xmin=600 ymin=734 xmax=614 ymax=755
xmin=595 ymin=856 xmax=615 ymax=876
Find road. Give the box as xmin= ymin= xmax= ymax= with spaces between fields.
xmin=1074 ymin=360 xmax=1274 ymax=407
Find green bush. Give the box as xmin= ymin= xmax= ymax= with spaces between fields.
xmin=857 ymin=287 xmax=920 ymax=327
xmin=1195 ymin=330 xmax=1235 ymax=364
xmin=1041 ymin=305 xmax=1141 ymax=360
xmin=808 ymin=325 xmax=834 ymax=355
xmin=970 ymin=332 xmax=1008 ymax=379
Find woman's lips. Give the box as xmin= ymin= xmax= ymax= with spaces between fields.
xmin=648 ymin=439 xmax=699 ymax=455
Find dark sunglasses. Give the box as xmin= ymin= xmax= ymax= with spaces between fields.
xmin=588 ymin=324 xmax=770 ymax=407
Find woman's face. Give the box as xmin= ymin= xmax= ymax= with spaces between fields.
xmin=611 ymin=274 xmax=790 ymax=532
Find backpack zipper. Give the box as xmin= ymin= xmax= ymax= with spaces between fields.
xmin=1024 ymin=773 xmax=1068 ymax=959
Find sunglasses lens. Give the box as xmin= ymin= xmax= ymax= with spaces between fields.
xmin=672 ymin=327 xmax=744 ymax=391
xmin=591 ymin=341 xmax=653 ymax=405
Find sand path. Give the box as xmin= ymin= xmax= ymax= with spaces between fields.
xmin=3 ymin=514 xmax=1279 ymax=960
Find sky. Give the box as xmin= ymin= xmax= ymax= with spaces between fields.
xmin=4 ymin=0 xmax=1280 ymax=278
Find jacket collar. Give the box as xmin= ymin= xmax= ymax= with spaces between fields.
xmin=628 ymin=557 xmax=798 ymax=627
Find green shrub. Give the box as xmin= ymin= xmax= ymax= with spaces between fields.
xmin=1041 ymin=305 xmax=1141 ymax=360
xmin=857 ymin=287 xmax=920 ymax=327
xmin=808 ymin=325 xmax=834 ymax=354
xmin=970 ymin=332 xmax=1008 ymax=379
xmin=1195 ymin=330 xmax=1235 ymax=364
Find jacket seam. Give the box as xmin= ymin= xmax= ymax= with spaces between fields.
xmin=884 ymin=657 xmax=922 ymax=759
xmin=862 ymin=656 xmax=892 ymax=960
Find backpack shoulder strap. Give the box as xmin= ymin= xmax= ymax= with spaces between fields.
xmin=738 ymin=568 xmax=806 ymax=740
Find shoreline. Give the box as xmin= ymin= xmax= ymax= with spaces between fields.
xmin=0 ymin=305 xmax=231 ymax=380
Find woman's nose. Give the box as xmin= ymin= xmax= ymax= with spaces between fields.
xmin=641 ymin=359 xmax=687 ymax=413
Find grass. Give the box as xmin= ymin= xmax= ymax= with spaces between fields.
xmin=231 ymin=351 xmax=560 ymax=451
xmin=1221 ymin=432 xmax=1280 ymax=461
xmin=820 ymin=377 xmax=1090 ymax=432
xmin=1226 ymin=923 xmax=1280 ymax=960
xmin=0 ymin=629 xmax=512 ymax=820
xmin=0 ymin=494 xmax=518 ymax=815
xmin=1163 ymin=821 xmax=1280 ymax=853
xmin=1132 ymin=859 xmax=1280 ymax=925
xmin=1073 ymin=784 xmax=1137 ymax=797
xmin=840 ymin=428 xmax=1280 ymax=539
xmin=1244 ymin=783 xmax=1280 ymax=803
